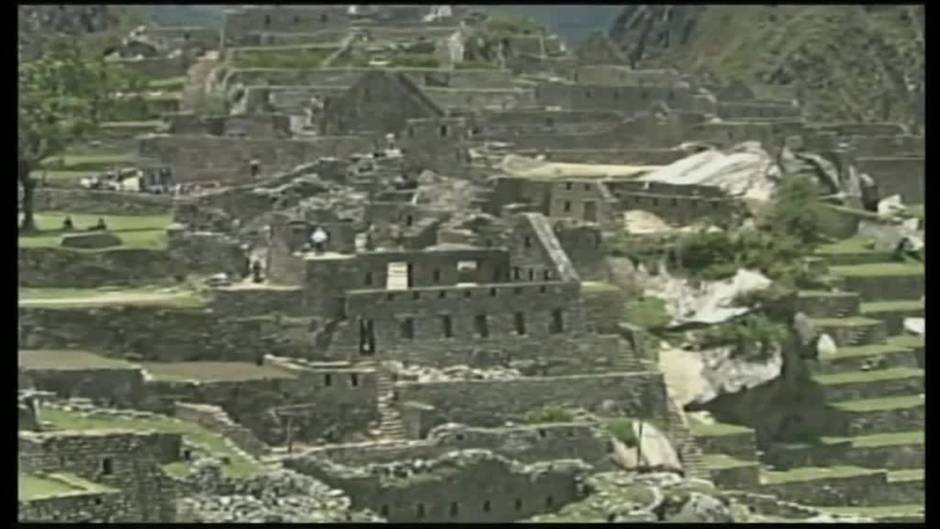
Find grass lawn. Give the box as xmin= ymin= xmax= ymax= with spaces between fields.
xmin=580 ymin=281 xmax=621 ymax=294
xmin=887 ymin=469 xmax=924 ymax=482
xmin=18 ymin=212 xmax=171 ymax=251
xmin=624 ymin=296 xmax=671 ymax=328
xmin=701 ymin=453 xmax=756 ymax=469
xmin=762 ymin=465 xmax=881 ymax=484
xmin=19 ymin=350 xmax=137 ymax=370
xmin=811 ymin=316 xmax=881 ymax=327
xmin=831 ymin=395 xmax=923 ymax=412
xmin=820 ymin=342 xmax=915 ymax=360
xmin=38 ymin=152 xmax=135 ymax=172
xmin=19 ymin=473 xmax=115 ymax=501
xmin=906 ymin=204 xmax=924 ymax=220
xmin=813 ymin=367 xmax=923 ymax=385
xmin=147 ymin=77 xmax=187 ymax=91
xmin=28 ymin=170 xmax=91 ymax=187
xmin=689 ymin=420 xmax=754 ymax=437
xmin=821 ymin=430 xmax=923 ymax=448
xmin=860 ymin=300 xmax=924 ymax=313
xmin=822 ymin=504 xmax=923 ymax=517
xmin=887 ymin=335 xmax=924 ymax=349
xmin=41 ymin=408 xmax=264 ymax=479
xmin=18 ymin=286 xmax=206 ymax=309
xmin=830 ymin=262 xmax=924 ymax=277
xmin=140 ymin=361 xmax=297 ymax=382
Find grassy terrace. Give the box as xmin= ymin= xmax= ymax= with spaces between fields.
xmin=830 ymin=262 xmax=924 ymax=277
xmin=906 ymin=204 xmax=925 ymax=220
xmin=18 ymin=212 xmax=171 ymax=251
xmin=701 ymin=453 xmax=756 ymax=469
xmin=810 ymin=316 xmax=881 ymax=327
xmin=822 ymin=504 xmax=924 ymax=517
xmin=830 ymin=395 xmax=923 ymax=413
xmin=580 ymin=281 xmax=621 ymax=294
xmin=19 ymin=472 xmax=116 ymax=501
xmin=761 ymin=465 xmax=882 ymax=484
xmin=816 ymin=237 xmax=883 ymax=256
xmin=147 ymin=77 xmax=187 ymax=91
xmin=689 ymin=420 xmax=754 ymax=437
xmin=821 ymin=430 xmax=923 ymax=448
xmin=19 ymin=350 xmax=137 ymax=370
xmin=813 ymin=367 xmax=923 ymax=385
xmin=140 ymin=361 xmax=298 ymax=383
xmin=861 ymin=300 xmax=924 ymax=313
xmin=41 ymin=408 xmax=264 ymax=479
xmin=19 ymin=286 xmax=206 ymax=309
xmin=887 ymin=469 xmax=924 ymax=482
xmin=797 ymin=289 xmax=857 ymax=298
xmin=818 ymin=342 xmax=915 ymax=360
xmin=888 ymin=334 xmax=924 ymax=349
xmin=38 ymin=152 xmax=135 ymax=171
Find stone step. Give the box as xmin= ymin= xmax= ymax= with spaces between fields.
xmin=830 ymin=263 xmax=924 ymax=302
xmin=796 ymin=290 xmax=861 ymax=319
xmin=759 ymin=466 xmax=889 ymax=507
xmin=820 ymin=504 xmax=924 ymax=524
xmin=811 ymin=336 xmax=923 ymax=374
xmin=859 ymin=300 xmax=924 ymax=336
xmin=828 ymin=395 xmax=925 ymax=437
xmin=813 ymin=367 xmax=924 ymax=401
xmin=810 ymin=317 xmax=887 ymax=347
xmin=763 ymin=430 xmax=924 ymax=471
xmin=699 ymin=453 xmax=760 ymax=489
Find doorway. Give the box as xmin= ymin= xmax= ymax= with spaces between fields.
xmin=359 ymin=318 xmax=375 ymax=355
xmin=583 ymin=201 xmax=598 ymax=223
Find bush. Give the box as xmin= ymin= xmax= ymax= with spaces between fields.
xmin=760 ymin=174 xmax=828 ymax=246
xmin=525 ymin=405 xmax=575 ymax=424
xmin=603 ymin=418 xmax=638 ymax=448
xmin=624 ymin=296 xmax=672 ymax=329
xmin=699 ymin=314 xmax=790 ymax=360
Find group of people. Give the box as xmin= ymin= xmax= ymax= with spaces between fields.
xmin=61 ymin=216 xmax=108 ymax=232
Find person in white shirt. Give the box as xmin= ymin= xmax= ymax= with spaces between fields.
xmin=311 ymin=226 xmax=329 ymax=253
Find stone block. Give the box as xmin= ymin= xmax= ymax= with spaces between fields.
xmin=60 ymin=232 xmax=123 ymax=249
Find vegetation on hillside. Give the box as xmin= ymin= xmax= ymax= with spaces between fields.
xmin=697 ymin=314 xmax=790 ymax=361
xmin=609 ymin=5 xmax=924 ymax=129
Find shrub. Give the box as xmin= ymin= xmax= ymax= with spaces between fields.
xmin=525 ymin=405 xmax=575 ymax=424
xmin=760 ymin=174 xmax=828 ymax=246
xmin=603 ymin=418 xmax=638 ymax=448
xmin=624 ymin=296 xmax=672 ymax=329
xmin=699 ymin=314 xmax=790 ymax=360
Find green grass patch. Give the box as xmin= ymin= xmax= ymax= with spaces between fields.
xmin=580 ymin=281 xmax=621 ymax=294
xmin=147 ymin=76 xmax=187 ymax=91
xmin=906 ymin=204 xmax=924 ymax=220
xmin=19 ymin=212 xmax=171 ymax=251
xmin=41 ymin=408 xmax=264 ymax=479
xmin=19 ymin=350 xmax=137 ymax=370
xmin=38 ymin=152 xmax=135 ymax=172
xmin=830 ymin=262 xmax=924 ymax=277
xmin=19 ymin=472 xmax=115 ymax=501
xmin=762 ymin=465 xmax=881 ymax=484
xmin=887 ymin=335 xmax=924 ymax=349
xmin=701 ymin=453 xmax=755 ymax=469
xmin=831 ymin=395 xmax=923 ymax=412
xmin=603 ymin=418 xmax=638 ymax=448
xmin=18 ymin=286 xmax=206 ymax=309
xmin=29 ymin=170 xmax=89 ymax=186
xmin=822 ymin=430 xmax=924 ymax=448
xmin=689 ymin=420 xmax=753 ymax=437
xmin=797 ymin=289 xmax=857 ymax=298
xmin=887 ymin=469 xmax=923 ymax=482
xmin=860 ymin=300 xmax=924 ymax=313
xmin=624 ymin=296 xmax=671 ymax=328
xmin=822 ymin=504 xmax=923 ymax=517
xmin=811 ymin=316 xmax=882 ymax=327
xmin=140 ymin=362 xmax=297 ymax=382
xmin=814 ymin=367 xmax=923 ymax=385
xmin=524 ymin=405 xmax=576 ymax=424
xmin=141 ymin=91 xmax=182 ymax=102
xmin=100 ymin=119 xmax=163 ymax=130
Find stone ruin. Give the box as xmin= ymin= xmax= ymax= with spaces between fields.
xmin=18 ymin=4 xmax=923 ymax=524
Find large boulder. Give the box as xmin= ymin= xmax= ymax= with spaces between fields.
xmin=60 ymin=231 xmax=122 ymax=249
xmin=670 ymin=492 xmax=733 ymax=523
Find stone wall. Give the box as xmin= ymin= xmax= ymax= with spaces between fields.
xmin=167 ymin=230 xmax=248 ymax=278
xmin=545 ymin=180 xmax=620 ymax=227
xmin=395 ymin=372 xmax=668 ymax=431
xmin=221 ymin=67 xmax=516 ymax=93
xmin=580 ymin=285 xmax=627 ymax=334
xmin=137 ymin=134 xmax=379 ymax=183
xmin=758 ymin=471 xmax=889 ymax=507
xmin=208 ymin=285 xmax=305 ymax=317
xmin=605 ymin=181 xmax=738 ymax=225
xmin=297 ymin=422 xmax=609 ymax=468
xmin=173 ymin=402 xmax=270 ymax=457
xmin=20 ymin=366 xmax=146 ymax=408
xmin=34 ymin=188 xmax=177 ymax=216
xmin=110 ymin=56 xmax=190 ymax=78
xmin=18 ymin=306 xmax=292 ymax=362
xmin=854 ymin=156 xmax=925 ymax=204
xmin=20 ymin=429 xmax=180 ymax=522
xmin=222 ymin=6 xmax=352 ymax=46
xmin=286 ymin=450 xmax=589 ymax=523
xmin=18 ymin=247 xmax=181 ymax=288
xmin=534 ymin=81 xmax=695 ymax=114
xmin=19 ymin=486 xmax=132 ymax=523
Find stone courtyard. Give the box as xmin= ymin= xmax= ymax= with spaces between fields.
xmin=18 ymin=4 xmax=924 ymax=524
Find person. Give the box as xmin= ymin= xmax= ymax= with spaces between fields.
xmin=310 ymin=226 xmax=329 ymax=253
xmin=90 ymin=217 xmax=107 ymax=231
xmin=250 ymin=159 xmax=261 ymax=179
xmin=364 ymin=224 xmax=375 ymax=251
xmin=62 ymin=216 xmax=74 ymax=232
xmin=893 ymin=236 xmax=924 ymax=263
xmin=251 ymin=260 xmax=264 ymax=283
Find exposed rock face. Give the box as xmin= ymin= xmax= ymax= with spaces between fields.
xmin=609 ymin=5 xmax=924 ymax=129
xmin=670 ymin=491 xmax=733 ymax=523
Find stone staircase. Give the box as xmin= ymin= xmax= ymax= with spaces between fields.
xmin=375 ymin=368 xmax=407 ymax=440
xmin=662 ymin=399 xmax=708 ymax=480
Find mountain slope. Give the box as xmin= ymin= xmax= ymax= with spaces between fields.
xmin=609 ymin=5 xmax=924 ymax=131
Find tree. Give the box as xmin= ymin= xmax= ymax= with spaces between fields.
xmin=18 ymin=38 xmax=131 ymax=232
